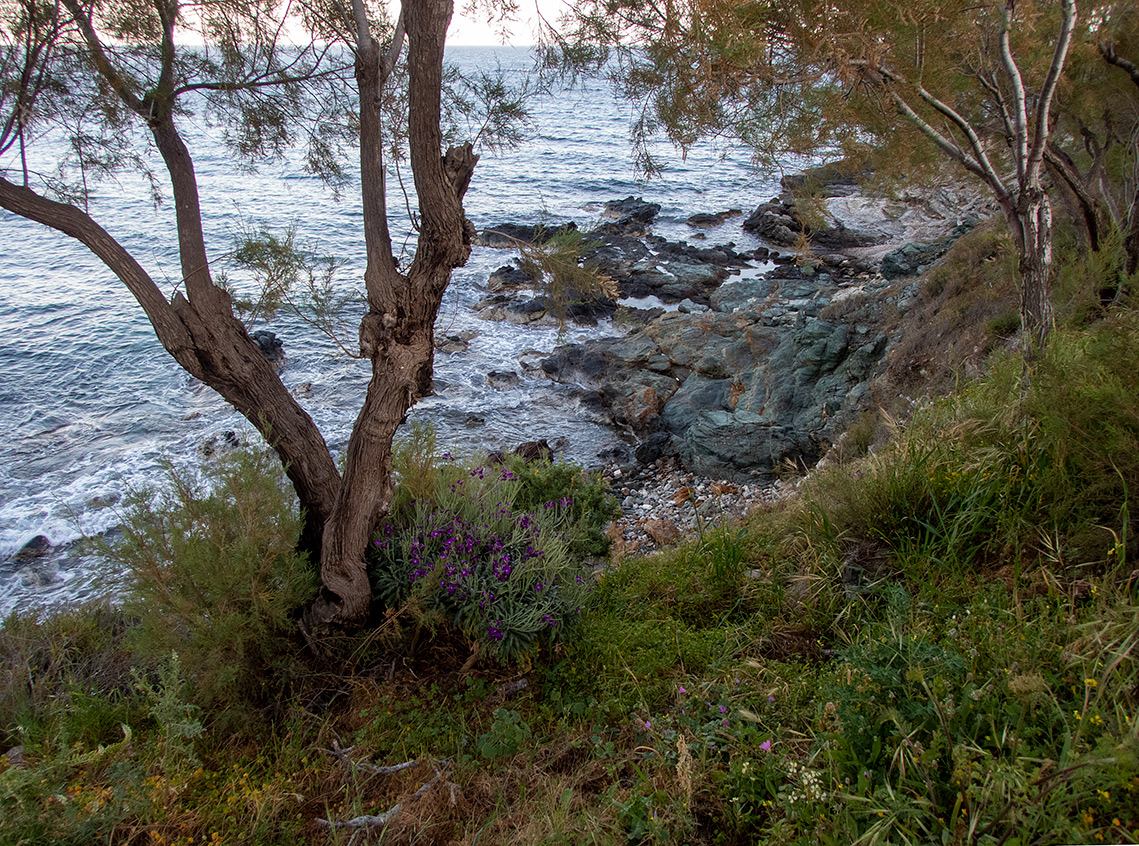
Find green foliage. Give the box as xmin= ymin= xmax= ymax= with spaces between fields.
xmin=369 ymin=451 xmax=612 ymax=665
xmin=107 ymin=448 xmax=317 ymax=713
xmin=503 ymin=453 xmax=620 ymax=559
xmin=808 ymin=313 xmax=1139 ymax=581
xmin=132 ymin=654 xmax=203 ymax=773
xmin=0 ymin=603 xmax=137 ymax=751
xmin=477 ymin=708 xmax=533 ymax=761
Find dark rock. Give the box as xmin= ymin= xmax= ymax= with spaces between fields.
xmin=12 ymin=534 xmax=51 ymax=563
xmin=514 ymin=440 xmax=553 ymax=462
xmin=436 ymin=333 xmax=473 ymax=354
xmin=743 ymin=197 xmax=888 ymax=249
xmin=634 ymin=432 xmax=671 ymax=464
xmin=878 ymin=223 xmax=975 ymax=278
xmin=686 ymin=210 xmax=741 ymax=228
xmin=476 ymin=221 xmax=578 ymax=248
xmin=780 ymin=160 xmax=870 ymax=197
xmin=810 ymin=221 xmax=890 ymax=250
xmin=603 ymin=197 xmax=661 ymax=229
xmin=711 ymin=277 xmax=775 ymax=314
xmin=598 ymin=444 xmax=632 ymax=464
xmin=687 ymin=212 xmax=727 ymax=227
xmin=250 ymin=329 xmax=284 ymax=363
xmin=487 ymin=263 xmax=538 ymax=292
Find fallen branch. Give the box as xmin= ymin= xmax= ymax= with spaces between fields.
xmin=322 ymin=738 xmax=419 ymax=775
xmin=316 ymin=759 xmax=458 ymax=834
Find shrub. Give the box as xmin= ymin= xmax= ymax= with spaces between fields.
xmin=106 ymin=448 xmax=317 ymax=713
xmin=368 ymin=457 xmax=606 ymax=664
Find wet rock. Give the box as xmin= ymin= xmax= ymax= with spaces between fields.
xmin=602 ymin=196 xmax=661 ymax=229
xmin=486 ymin=370 xmax=521 ymax=391
xmin=19 ymin=563 xmax=58 ymax=587
xmin=12 ymin=534 xmax=51 ymax=562
xmin=487 ymin=263 xmax=538 ymax=292
xmin=514 ymin=440 xmax=553 ymax=462
xmin=476 ymin=221 xmax=578 ymax=248
xmin=250 ymin=329 xmax=284 ymax=363
xmin=686 ymin=209 xmax=742 ymax=227
xmin=86 ymin=493 xmax=121 ymax=509
xmin=436 ymin=330 xmax=477 ymax=354
xmin=198 ymin=430 xmax=242 ymax=459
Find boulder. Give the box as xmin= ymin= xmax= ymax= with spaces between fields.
xmin=644 ymin=518 xmax=682 ymax=546
xmin=250 ymin=329 xmax=284 ymax=363
xmin=878 ymin=222 xmax=975 ymax=278
xmin=476 ymin=221 xmax=578 ymax=248
xmin=487 ymin=370 xmax=522 ymax=391
xmin=514 ymin=440 xmax=553 ymax=462
xmin=11 ymin=534 xmax=51 ymax=564
xmin=602 ymin=197 xmax=661 ymax=228
xmin=487 ymin=263 xmax=538 ymax=292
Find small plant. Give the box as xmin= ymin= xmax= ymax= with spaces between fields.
xmin=369 ymin=455 xmax=605 ymax=664
xmin=107 ymin=448 xmax=318 ymax=713
xmin=477 ymin=708 xmax=533 ymax=761
xmin=132 ymin=652 xmax=203 ymax=773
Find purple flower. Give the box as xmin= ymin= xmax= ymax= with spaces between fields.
xmin=720 ymin=705 xmax=727 ymax=714
xmin=758 ymin=740 xmax=772 ymax=752
xmin=487 ymin=621 xmax=504 ymax=641
xmin=678 ymin=686 xmax=687 ymax=695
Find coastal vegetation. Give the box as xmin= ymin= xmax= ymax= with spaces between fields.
xmin=3 ymin=0 xmax=1139 ymax=843
xmin=2 ymin=225 xmax=1137 ymax=842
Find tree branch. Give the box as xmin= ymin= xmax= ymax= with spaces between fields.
xmin=1098 ymin=41 xmax=1139 ymax=90
xmin=1026 ymin=0 xmax=1076 ymax=180
xmin=998 ymin=0 xmax=1029 ymax=182
xmin=61 ymin=0 xmax=146 ymax=115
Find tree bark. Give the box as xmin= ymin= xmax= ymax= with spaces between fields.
xmin=1005 ymin=188 xmax=1057 ymax=349
xmin=0 ymin=176 xmax=342 ymax=555
xmin=307 ymin=0 xmax=479 ymax=629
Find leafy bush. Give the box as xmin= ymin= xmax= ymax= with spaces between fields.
xmin=107 ymin=449 xmax=317 ymax=713
xmin=369 ymin=456 xmax=607 ymax=664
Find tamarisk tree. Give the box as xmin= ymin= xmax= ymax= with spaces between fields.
xmin=550 ymin=0 xmax=1099 ymax=347
xmin=0 ymin=0 xmax=506 ymax=628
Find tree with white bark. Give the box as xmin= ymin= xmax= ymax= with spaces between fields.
xmin=548 ymin=0 xmax=1136 ymax=347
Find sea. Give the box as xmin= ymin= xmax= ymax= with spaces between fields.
xmin=0 ymin=46 xmax=786 ymax=612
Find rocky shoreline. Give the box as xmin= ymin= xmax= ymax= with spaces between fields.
xmin=475 ymin=170 xmax=991 ymax=492
xmin=3 ymin=167 xmax=991 ymax=581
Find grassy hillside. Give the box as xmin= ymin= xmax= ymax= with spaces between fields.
xmin=2 ymin=231 xmax=1137 ymax=844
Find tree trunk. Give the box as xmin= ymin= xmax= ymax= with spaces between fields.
xmin=1126 ymin=184 xmax=1139 ymax=277
xmin=1009 ymin=189 xmax=1057 ymax=349
xmin=0 ymin=175 xmax=342 ymax=556
xmin=306 ymin=0 xmax=478 ymax=629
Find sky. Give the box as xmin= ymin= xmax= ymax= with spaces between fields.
xmin=442 ymin=0 xmax=565 ymax=46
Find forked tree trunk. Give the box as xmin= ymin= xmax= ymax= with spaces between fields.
xmin=0 ymin=176 xmax=342 ymax=555
xmin=307 ymin=0 xmax=478 ymax=629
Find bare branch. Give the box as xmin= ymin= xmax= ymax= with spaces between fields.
xmin=1026 ymin=0 xmax=1076 ymax=179
xmin=1098 ymin=41 xmax=1139 ymax=90
xmin=998 ymin=0 xmax=1029 ymax=181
